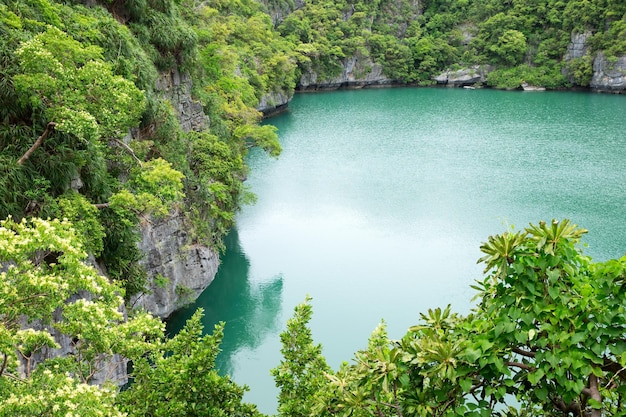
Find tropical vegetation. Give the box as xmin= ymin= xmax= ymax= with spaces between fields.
xmin=1 ymin=0 xmax=626 ymax=415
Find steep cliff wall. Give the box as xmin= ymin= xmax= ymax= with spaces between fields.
xmin=133 ymin=212 xmax=219 ymax=318
xmin=258 ymin=90 xmax=292 ymax=116
xmin=132 ymin=69 xmax=220 ymax=319
xmin=293 ymin=31 xmax=625 ymax=93
xmin=591 ymin=53 xmax=626 ymax=92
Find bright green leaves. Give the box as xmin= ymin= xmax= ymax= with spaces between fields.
xmin=234 ymin=123 xmax=281 ymax=157
xmin=187 ymin=131 xmax=246 ymax=246
xmin=275 ymin=220 xmax=626 ymax=416
xmin=57 ymin=192 xmax=106 ymax=256
xmin=475 ymin=219 xmax=626 ymax=415
xmin=0 ymin=368 xmax=125 ymax=417
xmin=14 ymin=26 xmax=146 ymax=143
xmin=478 ymin=229 xmax=525 ymax=277
xmin=121 ymin=158 xmax=185 ymax=218
xmin=0 ymin=217 xmax=166 ymax=415
xmin=526 ymin=219 xmax=587 ymax=256
xmin=0 ymin=216 xmax=263 ymax=417
xmin=272 ymin=297 xmax=331 ymax=417
xmin=118 ymin=310 xmax=262 ymax=417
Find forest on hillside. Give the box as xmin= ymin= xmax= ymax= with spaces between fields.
xmin=1 ymin=0 xmax=626 ymax=415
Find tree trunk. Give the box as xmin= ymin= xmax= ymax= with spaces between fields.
xmin=588 ymin=374 xmax=602 ymax=417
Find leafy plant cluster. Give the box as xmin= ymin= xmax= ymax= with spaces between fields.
xmin=0 ymin=217 xmax=261 ymax=417
xmin=273 ymin=220 xmax=626 ymax=417
xmin=0 ymin=0 xmax=293 ymax=297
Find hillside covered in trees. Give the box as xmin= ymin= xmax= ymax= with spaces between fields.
xmin=1 ymin=0 xmax=626 ymax=415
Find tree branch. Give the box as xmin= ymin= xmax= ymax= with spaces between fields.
xmin=113 ymin=139 xmax=142 ymax=167
xmin=506 ymin=361 xmax=534 ymax=371
xmin=94 ymin=203 xmax=111 ymax=209
xmin=0 ymin=353 xmax=8 ymax=377
xmin=512 ymin=347 xmax=536 ymax=358
xmin=17 ymin=122 xmax=56 ymax=165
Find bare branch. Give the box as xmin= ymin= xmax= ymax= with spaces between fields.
xmin=0 ymin=354 xmax=8 ymax=377
xmin=113 ymin=139 xmax=143 ymax=167
xmin=605 ymin=365 xmax=626 ymax=389
xmin=94 ymin=203 xmax=111 ymax=209
xmin=17 ymin=122 xmax=56 ymax=165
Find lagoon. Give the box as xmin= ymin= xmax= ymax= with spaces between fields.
xmin=168 ymin=87 xmax=626 ymax=414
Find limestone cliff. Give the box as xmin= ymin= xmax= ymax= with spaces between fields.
xmin=132 ymin=211 xmax=219 ymax=318
xmin=131 ymin=69 xmax=219 ymax=319
xmin=258 ymin=90 xmax=292 ymax=116
xmin=564 ymin=32 xmax=626 ymax=93
xmin=591 ymin=53 xmax=626 ymax=92
xmin=295 ymin=30 xmax=625 ymax=92
xmin=298 ymin=55 xmax=391 ymax=90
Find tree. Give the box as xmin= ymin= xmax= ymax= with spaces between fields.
xmin=13 ymin=26 xmax=146 ymax=154
xmin=272 ymin=296 xmax=332 ymax=417
xmin=274 ymin=221 xmax=626 ymax=416
xmin=117 ymin=310 xmax=263 ymax=417
xmin=473 ymin=220 xmax=626 ymax=416
xmin=0 ymin=216 xmax=164 ymax=416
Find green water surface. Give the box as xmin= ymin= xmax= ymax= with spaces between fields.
xmin=168 ymin=87 xmax=626 ymax=414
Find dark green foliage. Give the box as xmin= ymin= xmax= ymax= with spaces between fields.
xmin=100 ymin=206 xmax=148 ymax=301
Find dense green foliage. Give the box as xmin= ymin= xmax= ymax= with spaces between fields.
xmin=269 ymin=0 xmax=625 ymax=87
xmin=1 ymin=0 xmax=624 ymax=296
xmin=0 ymin=0 xmax=288 ymax=297
xmin=1 ymin=0 xmax=625 ymax=415
xmin=274 ymin=220 xmax=626 ymax=417
xmin=0 ymin=217 xmax=260 ymax=416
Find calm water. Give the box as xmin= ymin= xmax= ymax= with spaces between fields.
xmin=168 ymin=87 xmax=626 ymax=414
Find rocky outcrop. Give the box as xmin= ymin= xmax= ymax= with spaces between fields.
xmin=298 ymin=55 xmax=391 ymax=90
xmin=591 ymin=53 xmax=626 ymax=92
xmin=132 ymin=211 xmax=219 ymax=318
xmin=156 ymin=68 xmax=209 ymax=132
xmin=564 ymin=32 xmax=626 ymax=93
xmin=433 ymin=65 xmax=491 ymax=87
xmin=258 ymin=90 xmax=292 ymax=116
xmin=261 ymin=0 xmax=306 ymax=25
xmin=18 ymin=290 xmax=129 ymax=386
xmin=565 ymin=32 xmax=591 ymax=60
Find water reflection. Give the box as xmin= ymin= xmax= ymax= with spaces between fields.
xmin=166 ymin=228 xmax=283 ymax=376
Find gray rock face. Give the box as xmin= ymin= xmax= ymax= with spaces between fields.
xmin=591 ymin=53 xmax=626 ymax=92
xmin=565 ymin=32 xmax=591 ymax=60
xmin=18 ymin=291 xmax=129 ymax=387
xmin=133 ymin=211 xmax=220 ymax=318
xmin=156 ymin=68 xmax=209 ymax=132
xmin=132 ymin=68 xmax=220 ymax=319
xmin=262 ymin=0 xmax=306 ymax=25
xmin=564 ymin=32 xmax=626 ymax=92
xmin=258 ymin=90 xmax=292 ymax=116
xmin=298 ymin=56 xmax=391 ymax=90
xmin=433 ymin=65 xmax=491 ymax=86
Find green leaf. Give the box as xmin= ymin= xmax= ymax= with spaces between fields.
xmin=460 ymin=378 xmax=473 ymax=393
xmin=535 ymin=386 xmax=548 ymax=401
xmin=527 ymin=368 xmax=545 ymax=385
xmin=588 ymin=398 xmax=602 ymax=409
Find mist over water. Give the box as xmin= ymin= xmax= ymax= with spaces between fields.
xmin=168 ymin=88 xmax=626 ymax=414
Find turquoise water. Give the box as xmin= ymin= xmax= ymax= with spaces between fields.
xmin=167 ymin=87 xmax=626 ymax=414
